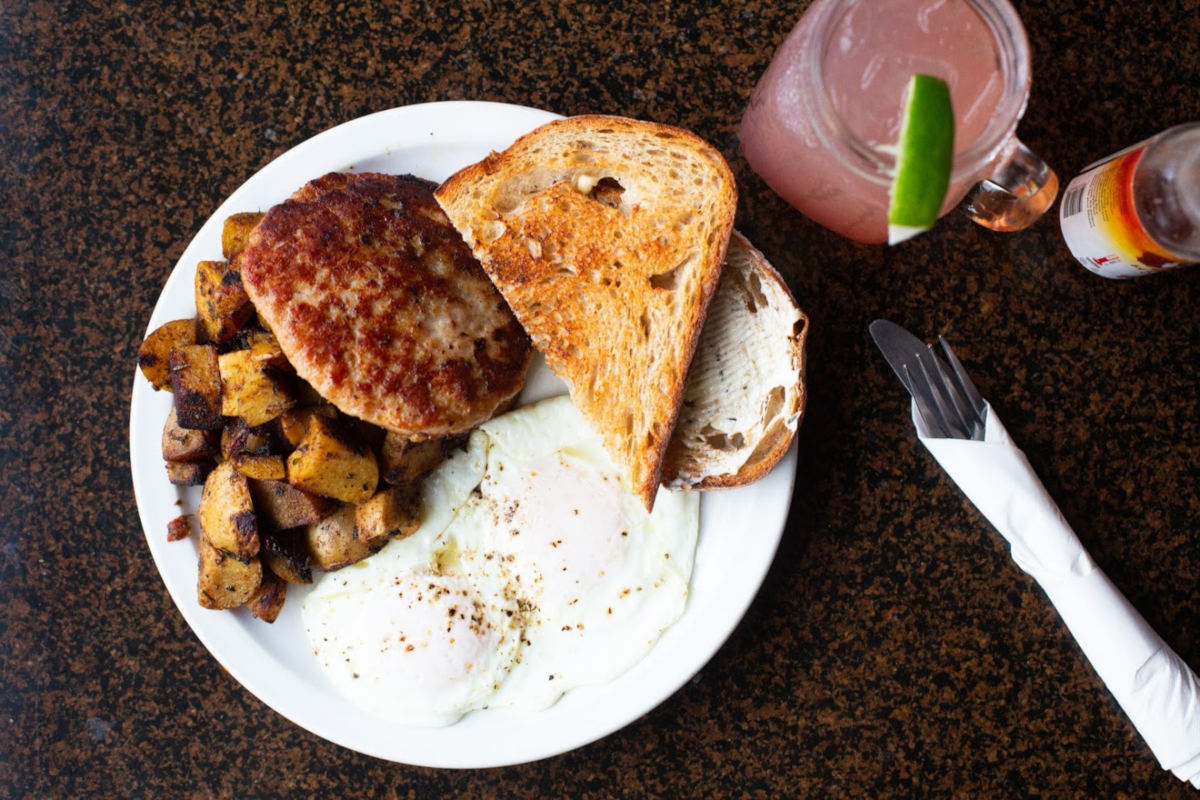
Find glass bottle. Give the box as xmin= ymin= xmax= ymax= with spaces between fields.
xmin=1059 ymin=122 xmax=1200 ymax=279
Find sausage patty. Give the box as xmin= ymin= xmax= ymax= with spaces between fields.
xmin=240 ymin=172 xmax=531 ymax=437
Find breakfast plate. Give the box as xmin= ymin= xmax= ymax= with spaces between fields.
xmin=129 ymin=101 xmax=798 ymax=768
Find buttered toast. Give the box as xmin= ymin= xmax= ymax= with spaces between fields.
xmin=435 ymin=115 xmax=736 ymax=509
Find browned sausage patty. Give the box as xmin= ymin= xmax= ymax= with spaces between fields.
xmin=240 ymin=172 xmax=531 ymax=437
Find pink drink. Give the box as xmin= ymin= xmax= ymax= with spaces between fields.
xmin=741 ymin=0 xmax=1038 ymax=244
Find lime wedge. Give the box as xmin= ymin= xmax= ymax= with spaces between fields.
xmin=887 ymin=74 xmax=955 ymax=245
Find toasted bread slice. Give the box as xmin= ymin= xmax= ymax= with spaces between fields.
xmin=435 ymin=115 xmax=736 ymax=508
xmin=662 ymin=231 xmax=807 ymax=489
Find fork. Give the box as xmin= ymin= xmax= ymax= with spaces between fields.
xmin=873 ymin=318 xmax=1200 ymax=785
xmin=868 ymin=319 xmax=989 ymax=441
xmin=906 ymin=336 xmax=988 ymax=441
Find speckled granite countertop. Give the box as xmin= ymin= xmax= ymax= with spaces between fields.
xmin=3 ymin=0 xmax=1200 ymax=796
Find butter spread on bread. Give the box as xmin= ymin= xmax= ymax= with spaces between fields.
xmin=435 ymin=115 xmax=736 ymax=509
xmin=662 ymin=231 xmax=807 ymax=489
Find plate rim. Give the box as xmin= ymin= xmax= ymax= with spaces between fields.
xmin=128 ymin=100 xmax=797 ymax=768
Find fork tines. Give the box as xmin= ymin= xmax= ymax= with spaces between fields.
xmin=902 ymin=362 xmax=954 ymax=439
xmin=938 ymin=335 xmax=987 ymax=419
xmin=915 ymin=341 xmax=986 ymax=441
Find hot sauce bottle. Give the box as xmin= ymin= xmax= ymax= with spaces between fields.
xmin=1060 ymin=122 xmax=1200 ymax=279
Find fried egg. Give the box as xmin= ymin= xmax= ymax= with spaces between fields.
xmin=301 ymin=395 xmax=699 ymax=724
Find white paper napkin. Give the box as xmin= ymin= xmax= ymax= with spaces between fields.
xmin=914 ymin=400 xmax=1200 ymax=787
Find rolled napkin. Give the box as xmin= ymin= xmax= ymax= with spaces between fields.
xmin=914 ymin=400 xmax=1200 ymax=787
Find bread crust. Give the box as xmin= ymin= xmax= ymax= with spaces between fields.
xmin=435 ymin=116 xmax=736 ymax=508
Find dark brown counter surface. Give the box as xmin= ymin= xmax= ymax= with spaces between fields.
xmin=4 ymin=1 xmax=1200 ymax=797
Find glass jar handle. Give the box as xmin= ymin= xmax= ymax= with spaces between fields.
xmin=959 ymin=138 xmax=1058 ymax=232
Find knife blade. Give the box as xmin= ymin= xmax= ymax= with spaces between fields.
xmin=869 ymin=319 xmax=926 ymax=390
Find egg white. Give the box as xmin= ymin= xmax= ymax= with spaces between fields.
xmin=458 ymin=397 xmax=699 ymax=711
xmin=301 ymin=441 xmax=523 ymax=726
xmin=301 ymin=395 xmax=700 ymax=725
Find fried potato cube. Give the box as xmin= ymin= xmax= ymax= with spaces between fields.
xmin=220 ymin=417 xmax=273 ymax=461
xmin=355 ymin=484 xmax=423 ymax=549
xmin=261 ymin=529 xmax=312 ymax=585
xmin=195 ymin=259 xmax=254 ymax=344
xmin=197 ymin=539 xmax=262 ymax=610
xmin=304 ymin=504 xmax=375 ymax=571
xmin=138 ymin=319 xmax=198 ymax=391
xmin=247 ymin=570 xmax=286 ymax=622
xmin=162 ymin=406 xmax=219 ymax=462
xmin=277 ymin=405 xmax=337 ymax=448
xmin=169 ymin=344 xmax=223 ymax=430
xmin=244 ymin=331 xmax=290 ymax=371
xmin=218 ymin=349 xmax=295 ymax=426
xmin=249 ymin=479 xmax=336 ymax=530
xmin=286 ymin=416 xmax=378 ymax=504
xmin=221 ymin=212 xmax=265 ymax=260
xmin=166 ymin=460 xmax=210 ymax=486
xmin=380 ymin=434 xmax=456 ymax=484
xmin=232 ymin=454 xmax=286 ymax=481
xmin=198 ymin=461 xmax=259 ymax=560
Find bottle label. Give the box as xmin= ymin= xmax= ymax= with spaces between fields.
xmin=1059 ymin=144 xmax=1191 ymax=279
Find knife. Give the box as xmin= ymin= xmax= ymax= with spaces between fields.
xmin=871 ymin=318 xmax=1200 ymax=787
xmin=869 ymin=319 xmax=983 ymax=440
xmin=869 ymin=319 xmax=925 ymax=394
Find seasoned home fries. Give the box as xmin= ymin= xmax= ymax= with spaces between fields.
xmin=138 ymin=174 xmax=529 ymax=622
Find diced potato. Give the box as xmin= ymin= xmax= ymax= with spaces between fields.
xmin=355 ymin=483 xmax=423 ymax=549
xmin=286 ymin=415 xmax=378 ymax=504
xmin=260 ymin=529 xmax=313 ymax=585
xmin=162 ymin=406 xmax=219 ymax=462
xmin=169 ymin=344 xmax=223 ymax=430
xmin=247 ymin=570 xmax=286 ymax=622
xmin=221 ymin=212 xmax=265 ymax=260
xmin=220 ymin=417 xmax=273 ymax=462
xmin=218 ymin=349 xmax=295 ymax=426
xmin=197 ymin=539 xmax=262 ymax=610
xmin=195 ymin=259 xmax=254 ymax=344
xmin=232 ymin=454 xmax=286 ymax=481
xmin=304 ymin=504 xmax=375 ymax=571
xmin=277 ymin=405 xmax=337 ymax=448
xmin=244 ymin=331 xmax=289 ymax=371
xmin=380 ymin=434 xmax=453 ymax=484
xmin=198 ymin=461 xmax=259 ymax=560
xmin=138 ymin=319 xmax=198 ymax=391
xmin=249 ymin=479 xmax=336 ymax=530
xmin=166 ymin=460 xmax=209 ymax=486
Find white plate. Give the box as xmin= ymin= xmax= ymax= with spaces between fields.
xmin=129 ymin=101 xmax=797 ymax=768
